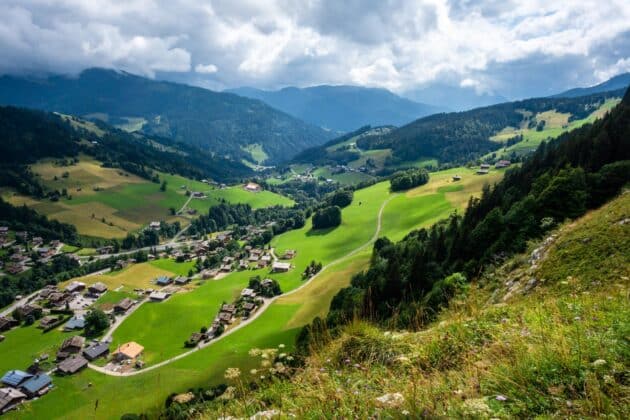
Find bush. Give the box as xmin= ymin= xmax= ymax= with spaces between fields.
xmin=390 ymin=168 xmax=430 ymax=191
xmin=328 ymin=190 xmax=353 ymax=208
xmin=312 ymin=206 xmax=342 ymax=230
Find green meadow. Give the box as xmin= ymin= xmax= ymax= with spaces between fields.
xmin=7 ymin=166 xmax=505 ymax=419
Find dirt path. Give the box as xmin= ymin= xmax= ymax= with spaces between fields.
xmin=88 ymin=194 xmax=397 ymax=377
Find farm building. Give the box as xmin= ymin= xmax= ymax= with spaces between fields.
xmin=112 ymin=342 xmax=144 ymax=362
xmin=0 ymin=387 xmax=26 ymax=413
xmin=0 ymin=317 xmax=18 ymax=332
xmin=495 ymin=159 xmax=511 ymax=168
xmin=452 ymin=175 xmax=462 ymax=181
xmin=155 ymin=276 xmax=172 ymax=286
xmin=65 ymin=281 xmax=85 ymax=293
xmin=271 ymin=262 xmax=291 ymax=273
xmin=57 ymin=356 xmax=88 ymax=375
xmin=217 ymin=312 xmax=233 ymax=324
xmin=1 ymin=371 xmax=32 ymax=388
xmin=283 ymin=249 xmax=296 ymax=259
xmin=149 ymin=291 xmax=170 ymax=302
xmin=476 ymin=169 xmax=489 ymax=175
xmin=242 ymin=302 xmax=258 ymax=314
xmin=221 ymin=304 xmax=236 ymax=314
xmin=64 ymin=315 xmax=85 ymax=331
xmin=88 ymin=282 xmax=108 ymax=295
xmin=201 ymin=269 xmax=219 ymax=279
xmin=38 ymin=316 xmax=59 ymax=330
xmin=174 ymin=276 xmax=189 ymax=285
xmin=149 ymin=221 xmax=161 ymax=230
xmin=244 ymin=182 xmax=262 ymax=192
xmin=20 ymin=373 xmax=52 ymax=396
xmin=480 ymin=163 xmax=491 ymax=169
xmin=60 ymin=336 xmax=85 ymax=354
xmin=241 ymin=288 xmax=257 ymax=298
xmin=83 ymin=342 xmax=110 ymax=361
xmin=114 ymin=298 xmax=135 ymax=314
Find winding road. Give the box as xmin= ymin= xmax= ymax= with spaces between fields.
xmin=88 ymin=193 xmax=398 ymax=377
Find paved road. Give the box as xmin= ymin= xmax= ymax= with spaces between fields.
xmin=102 ymin=297 xmax=148 ymax=341
xmin=88 ymin=194 xmax=397 ymax=377
xmin=0 ymin=290 xmax=39 ymax=317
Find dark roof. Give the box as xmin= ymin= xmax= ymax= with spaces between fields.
xmin=115 ymin=298 xmax=134 ymax=311
xmin=83 ymin=342 xmax=109 ymax=360
xmin=1 ymin=370 xmax=32 ymax=387
xmin=57 ymin=356 xmax=88 ymax=374
xmin=61 ymin=335 xmax=85 ymax=351
xmin=20 ymin=374 xmax=52 ymax=394
xmin=0 ymin=387 xmax=26 ymax=411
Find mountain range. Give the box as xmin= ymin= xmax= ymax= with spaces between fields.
xmin=0 ymin=68 xmax=333 ymax=164
xmin=553 ymin=72 xmax=630 ymax=98
xmin=226 ymin=85 xmax=443 ymax=132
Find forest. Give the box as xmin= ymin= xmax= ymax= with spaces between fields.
xmin=300 ymin=87 xmax=630 ymax=344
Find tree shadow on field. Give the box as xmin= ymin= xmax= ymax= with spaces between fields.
xmin=306 ymin=226 xmax=340 ymax=236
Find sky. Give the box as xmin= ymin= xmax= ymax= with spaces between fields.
xmin=1 ymin=0 xmax=629 ymax=99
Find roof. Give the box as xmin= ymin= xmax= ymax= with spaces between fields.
xmin=155 ymin=276 xmax=171 ymax=285
xmin=89 ymin=282 xmax=108 ymax=292
xmin=83 ymin=342 xmax=109 ymax=360
xmin=114 ymin=342 xmax=144 ymax=359
xmin=115 ymin=298 xmax=134 ymax=310
xmin=61 ymin=335 xmax=85 ymax=350
xmin=64 ymin=316 xmax=85 ymax=330
xmin=0 ymin=387 xmax=26 ymax=410
xmin=20 ymin=374 xmax=52 ymax=393
xmin=1 ymin=370 xmax=32 ymax=387
xmin=272 ymin=262 xmax=291 ymax=270
xmin=149 ymin=291 xmax=169 ymax=300
xmin=57 ymin=356 xmax=88 ymax=374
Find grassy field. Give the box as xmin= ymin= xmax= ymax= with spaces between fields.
xmin=3 ymin=157 xmax=293 ymax=239
xmin=8 ymin=167 xmax=505 ymax=419
xmin=62 ymin=263 xmax=176 ymax=292
xmin=241 ymin=144 xmax=269 ymax=164
xmin=147 ymin=259 xmax=196 ymax=277
xmin=489 ymin=98 xmax=621 ymax=158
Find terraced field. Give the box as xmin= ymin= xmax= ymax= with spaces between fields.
xmin=7 ymin=166 xmax=505 ymax=419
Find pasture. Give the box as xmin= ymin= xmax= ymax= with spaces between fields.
xmin=63 ymin=263 xmax=177 ymax=291
xmin=8 ymin=166 xmax=505 ymax=419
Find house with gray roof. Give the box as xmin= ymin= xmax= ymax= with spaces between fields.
xmin=20 ymin=374 xmax=52 ymax=397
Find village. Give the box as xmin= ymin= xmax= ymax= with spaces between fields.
xmin=0 ymin=212 xmax=299 ymax=413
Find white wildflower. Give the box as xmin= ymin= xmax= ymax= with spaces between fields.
xmin=224 ymin=367 xmax=241 ymax=380
xmin=375 ymin=392 xmax=405 ymax=408
xmin=591 ymin=359 xmax=607 ymax=367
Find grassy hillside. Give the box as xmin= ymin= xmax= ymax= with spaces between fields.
xmin=5 ymin=166 xmax=504 ymax=418
xmin=2 ymin=155 xmax=293 ymax=238
xmin=196 ymin=191 xmax=630 ymax=418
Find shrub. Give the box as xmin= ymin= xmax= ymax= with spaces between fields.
xmin=312 ymin=206 xmax=342 ymax=229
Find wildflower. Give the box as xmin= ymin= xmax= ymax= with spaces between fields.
xmin=463 ymin=398 xmax=491 ymax=416
xmin=224 ymin=367 xmax=241 ymax=380
xmin=402 ymin=410 xmax=410 ymax=416
xmin=250 ymin=409 xmax=279 ymax=419
xmin=496 ymin=395 xmax=508 ymax=401
xmin=286 ymin=356 xmax=294 ymax=361
xmin=219 ymin=386 xmax=236 ymax=401
xmin=249 ymin=348 xmax=262 ymax=357
xmin=591 ymin=359 xmax=607 ymax=367
xmin=261 ymin=360 xmax=271 ymax=368
xmin=250 ymin=369 xmax=258 ymax=375
xmin=278 ymin=344 xmax=285 ymax=348
xmin=375 ymin=392 xmax=405 ymax=408
xmin=278 ymin=353 xmax=286 ymax=359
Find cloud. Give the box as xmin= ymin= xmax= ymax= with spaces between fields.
xmin=195 ymin=63 xmax=218 ymax=74
xmin=0 ymin=0 xmax=628 ymax=98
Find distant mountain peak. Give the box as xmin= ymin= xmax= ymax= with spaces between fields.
xmin=552 ymin=72 xmax=630 ymax=98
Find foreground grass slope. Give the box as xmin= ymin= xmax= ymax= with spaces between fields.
xmin=200 ymin=191 xmax=629 ymax=418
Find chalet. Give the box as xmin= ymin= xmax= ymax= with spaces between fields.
xmin=64 ymin=315 xmax=85 ymax=331
xmin=480 ymin=163 xmax=491 ymax=169
xmin=174 ymin=276 xmax=189 ymax=285
xmin=50 ymin=240 xmax=61 ymax=248
xmin=452 ymin=175 xmax=462 ymax=181
xmin=257 ymin=260 xmax=269 ymax=269
xmin=15 ymin=231 xmax=28 ymax=241
xmin=215 ymin=231 xmax=233 ymax=242
xmin=88 ymin=282 xmax=108 ymax=295
xmin=241 ymin=288 xmax=257 ymax=298
xmin=149 ymin=291 xmax=170 ymax=302
xmin=0 ymin=387 xmax=26 ymax=413
xmin=222 ymin=256 xmax=235 ymax=264
xmin=271 ymin=262 xmax=291 ymax=273
xmin=112 ymin=342 xmax=144 ymax=362
xmin=238 ymin=260 xmax=249 ymax=270
xmin=244 ymin=182 xmax=262 ymax=192
xmin=38 ymin=286 xmax=57 ymax=299
xmin=221 ymin=304 xmax=237 ymax=314
xmin=65 ymin=281 xmax=85 ymax=293
xmin=57 ymin=356 xmax=88 ymax=375
xmin=192 ymin=191 xmax=204 ymax=198
xmin=83 ymin=342 xmax=109 ymax=361
xmin=217 ymin=312 xmax=233 ymax=324
xmin=115 ymin=260 xmax=129 ymax=270
xmin=0 ymin=317 xmax=17 ymax=332
xmin=31 ymin=237 xmax=44 ymax=246
xmin=0 ymin=227 xmax=8 ymax=236
xmin=242 ymin=302 xmax=257 ymax=314
xmin=1 ymin=370 xmax=32 ymax=388
xmin=60 ymin=336 xmax=85 ymax=354
xmin=5 ymin=263 xmax=26 ymax=275
xmin=262 ymin=278 xmax=275 ymax=287
xmin=14 ymin=304 xmax=41 ymax=320
xmin=220 ymin=264 xmax=232 ymax=273
xmin=149 ymin=221 xmax=161 ymax=230
xmin=283 ymin=249 xmax=296 ymax=259
xmin=476 ymin=169 xmax=489 ymax=175
xmin=97 ymin=246 xmax=114 ymax=255
xmin=20 ymin=373 xmax=52 ymax=397
xmin=48 ymin=292 xmax=71 ymax=307
xmin=155 ymin=276 xmax=172 ymax=286
xmin=248 ymin=254 xmax=260 ymax=262
xmin=38 ymin=316 xmax=60 ymax=330
xmin=250 ymin=248 xmax=263 ymax=256
xmin=10 ymin=253 xmax=27 ymax=263
xmin=187 ymin=332 xmax=204 ymax=346
xmin=260 ymin=255 xmax=272 ymax=264
xmin=114 ymin=298 xmax=135 ymax=314
xmin=495 ymin=159 xmax=511 ymax=168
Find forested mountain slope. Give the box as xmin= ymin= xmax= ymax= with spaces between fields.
xmin=356 ymin=89 xmax=626 ymax=164
xmin=0 ymin=69 xmax=333 ymax=163
xmin=227 ymin=85 xmax=442 ymax=132
xmin=0 ymin=105 xmax=252 ymax=198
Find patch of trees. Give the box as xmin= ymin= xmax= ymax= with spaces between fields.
xmin=312 ymin=205 xmax=342 ymax=230
xmin=302 ymin=260 xmax=323 ymax=279
xmin=189 ymin=202 xmax=306 ymax=239
xmin=390 ymin=168 xmax=430 ymax=191
xmin=0 ymin=197 xmax=78 ymax=243
xmin=248 ymin=276 xmax=282 ymax=298
xmin=298 ymin=89 xmax=630 ymax=344
xmin=84 ymin=309 xmax=110 ymax=337
xmin=327 ymin=190 xmax=353 ymax=208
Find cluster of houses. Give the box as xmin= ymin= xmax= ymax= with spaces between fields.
xmin=476 ymin=160 xmax=511 ymax=175
xmin=0 ymin=370 xmax=53 ymax=414
xmin=0 ymin=228 xmax=65 ymax=275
